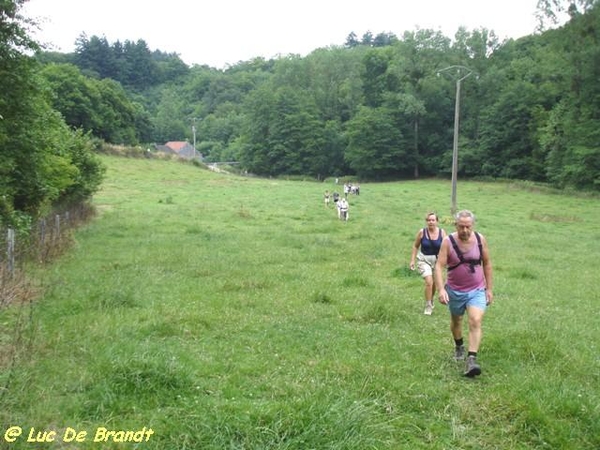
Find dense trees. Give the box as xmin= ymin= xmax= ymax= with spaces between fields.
xmin=539 ymin=4 xmax=600 ymax=188
xmin=1 ymin=1 xmax=104 ymax=227
xmin=0 ymin=55 xmax=104 ymax=225
xmin=72 ymin=34 xmax=189 ymax=90
xmin=190 ymin=6 xmax=600 ymax=190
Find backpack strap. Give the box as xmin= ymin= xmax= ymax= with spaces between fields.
xmin=447 ymin=232 xmax=482 ymax=273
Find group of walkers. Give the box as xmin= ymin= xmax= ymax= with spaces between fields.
xmin=323 ymin=181 xmax=362 ymax=222
xmin=410 ymin=210 xmax=494 ymax=378
xmin=343 ymin=182 xmax=360 ymax=197
xmin=323 ymin=190 xmax=350 ymax=221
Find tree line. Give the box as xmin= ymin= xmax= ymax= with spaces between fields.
xmin=1 ymin=0 xmax=104 ymax=230
xmin=1 ymin=0 xmax=599 ymax=228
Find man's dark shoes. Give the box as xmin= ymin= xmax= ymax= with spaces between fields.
xmin=454 ymin=345 xmax=466 ymax=361
xmin=464 ymin=355 xmax=481 ymax=378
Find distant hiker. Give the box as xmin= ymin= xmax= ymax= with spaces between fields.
xmin=332 ymin=191 xmax=340 ymax=204
xmin=344 ymin=182 xmax=351 ymax=198
xmin=338 ymin=198 xmax=349 ymax=221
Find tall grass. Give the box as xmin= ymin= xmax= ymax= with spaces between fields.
xmin=1 ymin=156 xmax=598 ymax=449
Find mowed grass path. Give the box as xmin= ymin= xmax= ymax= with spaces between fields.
xmin=1 ymin=156 xmax=599 ymax=449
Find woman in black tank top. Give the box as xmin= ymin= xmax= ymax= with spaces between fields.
xmin=410 ymin=212 xmax=446 ymax=315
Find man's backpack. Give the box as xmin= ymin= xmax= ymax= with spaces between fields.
xmin=447 ymin=232 xmax=482 ymax=273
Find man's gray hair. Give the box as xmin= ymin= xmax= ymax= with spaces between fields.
xmin=455 ymin=209 xmax=476 ymax=223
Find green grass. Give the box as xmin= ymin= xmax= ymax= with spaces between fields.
xmin=1 ymin=156 xmax=599 ymax=449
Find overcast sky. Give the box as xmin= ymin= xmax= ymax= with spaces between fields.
xmin=23 ymin=0 xmax=545 ymax=69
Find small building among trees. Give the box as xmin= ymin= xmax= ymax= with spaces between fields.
xmin=155 ymin=141 xmax=201 ymax=160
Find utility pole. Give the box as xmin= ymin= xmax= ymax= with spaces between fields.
xmin=437 ymin=65 xmax=475 ymax=216
xmin=191 ymin=117 xmax=197 ymax=160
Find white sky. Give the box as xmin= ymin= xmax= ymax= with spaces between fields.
xmin=22 ymin=0 xmax=544 ymax=69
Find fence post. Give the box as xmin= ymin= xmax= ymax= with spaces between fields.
xmin=40 ymin=219 xmax=46 ymax=246
xmin=54 ymin=214 xmax=60 ymax=242
xmin=39 ymin=218 xmax=47 ymax=263
xmin=7 ymin=228 xmax=15 ymax=278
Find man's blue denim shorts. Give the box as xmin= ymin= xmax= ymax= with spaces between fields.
xmin=447 ymin=286 xmax=487 ymax=316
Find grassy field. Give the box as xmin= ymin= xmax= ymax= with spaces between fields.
xmin=1 ymin=155 xmax=599 ymax=449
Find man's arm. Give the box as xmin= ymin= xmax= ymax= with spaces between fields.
xmin=434 ymin=237 xmax=450 ymax=304
xmin=481 ymin=234 xmax=494 ymax=305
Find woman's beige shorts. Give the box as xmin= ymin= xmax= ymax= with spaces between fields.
xmin=416 ymin=253 xmax=437 ymax=278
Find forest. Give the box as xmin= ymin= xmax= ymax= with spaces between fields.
xmin=1 ymin=0 xmax=599 ymax=227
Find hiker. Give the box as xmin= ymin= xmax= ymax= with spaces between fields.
xmin=434 ymin=210 xmax=494 ymax=378
xmin=410 ymin=212 xmax=446 ymax=315
xmin=338 ymin=197 xmax=349 ymax=221
xmin=344 ymin=182 xmax=351 ymax=198
xmin=332 ymin=191 xmax=340 ymax=206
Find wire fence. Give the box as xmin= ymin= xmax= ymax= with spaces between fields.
xmin=0 ymin=203 xmax=95 ymax=402
xmin=1 ymin=203 xmax=96 ymax=403
xmin=0 ymin=202 xmax=96 ymax=309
